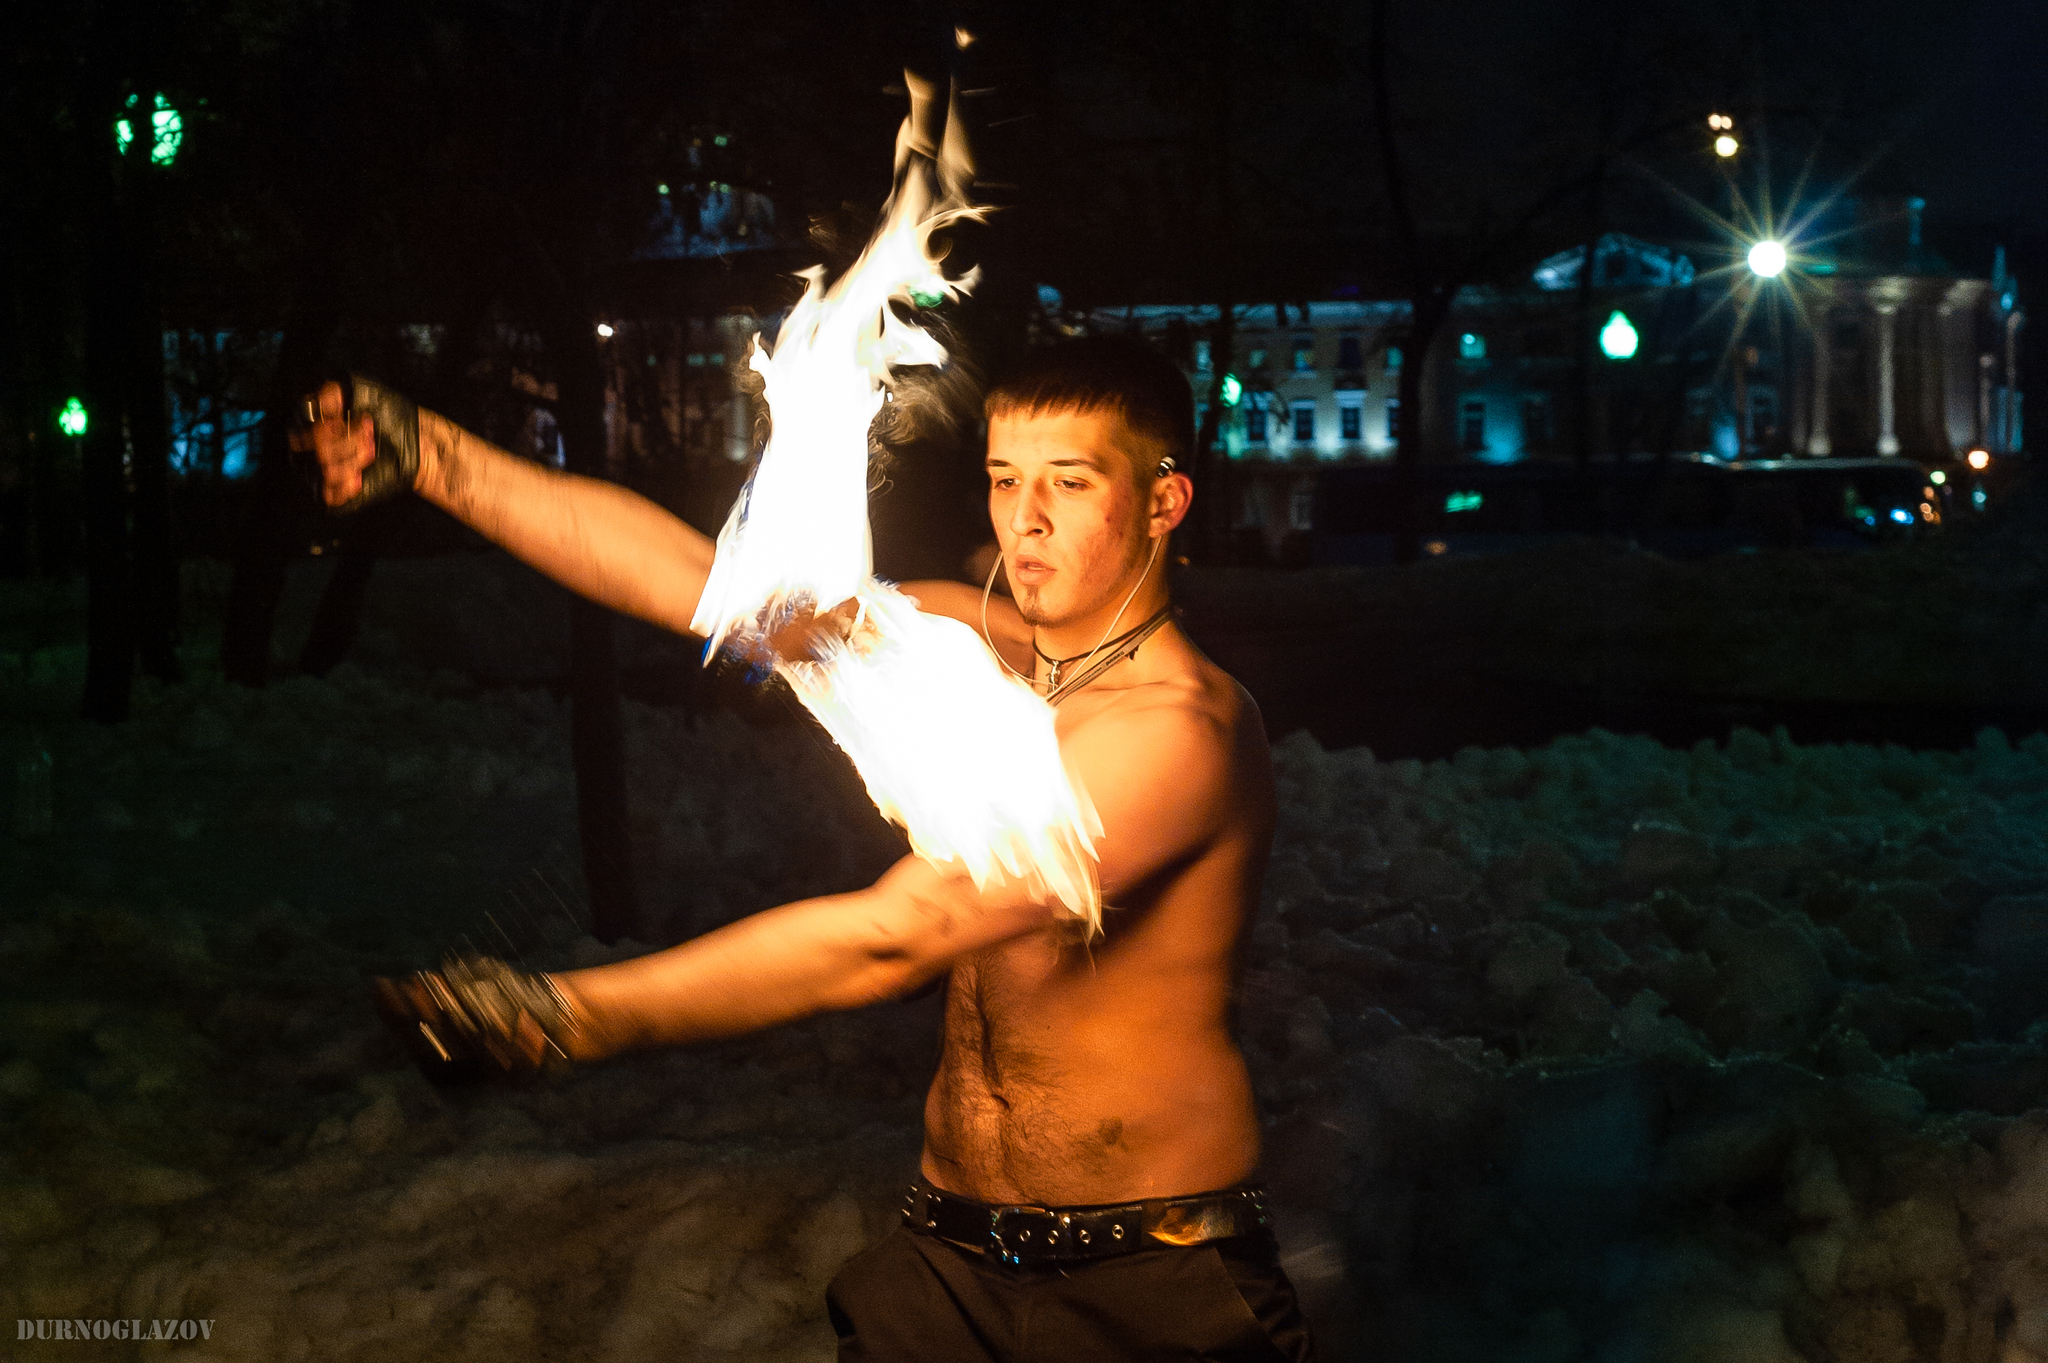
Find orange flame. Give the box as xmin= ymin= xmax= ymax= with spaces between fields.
xmin=690 ymin=74 xmax=1102 ymax=927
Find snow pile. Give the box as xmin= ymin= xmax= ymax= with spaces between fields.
xmin=5 ymin=659 xmax=2048 ymax=1361
xmin=1245 ymin=725 xmax=2048 ymax=1360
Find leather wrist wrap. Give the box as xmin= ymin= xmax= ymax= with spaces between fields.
xmin=373 ymin=955 xmax=584 ymax=1084
xmin=339 ymin=372 xmax=420 ymax=514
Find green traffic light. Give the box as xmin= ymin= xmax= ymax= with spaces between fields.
xmin=58 ymin=398 xmax=88 ymax=436
xmin=1220 ymin=373 xmax=1243 ymax=407
xmin=150 ymin=94 xmax=183 ymax=166
xmin=1600 ymin=310 xmax=1639 ymax=361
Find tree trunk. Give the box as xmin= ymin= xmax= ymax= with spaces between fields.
xmin=544 ymin=310 xmax=639 ymax=945
xmin=123 ymin=183 xmax=181 ymax=682
xmin=297 ymin=539 xmax=376 ymax=676
xmin=1392 ymin=295 xmax=1446 ymax=565
xmin=221 ymin=297 xmax=334 ymax=686
xmin=80 ymin=202 xmax=134 ymax=722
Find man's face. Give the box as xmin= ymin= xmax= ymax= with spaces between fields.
xmin=985 ymin=408 xmax=1157 ymax=629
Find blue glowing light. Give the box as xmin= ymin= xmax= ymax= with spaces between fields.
xmin=1220 ymin=373 xmax=1243 ymax=407
xmin=1458 ymin=333 xmax=1486 ymax=360
xmin=1973 ymin=487 xmax=1988 ymax=510
xmin=1889 ymin=508 xmax=1914 ymax=525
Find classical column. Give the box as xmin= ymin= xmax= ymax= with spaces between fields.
xmin=1806 ymin=309 xmax=1832 ymax=455
xmin=1871 ymin=281 xmax=1905 ymax=456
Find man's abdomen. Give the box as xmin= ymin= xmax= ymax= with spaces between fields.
xmin=920 ymin=964 xmax=1260 ymax=1205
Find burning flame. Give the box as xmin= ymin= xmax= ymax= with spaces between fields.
xmin=690 ymin=74 xmax=1103 ymax=927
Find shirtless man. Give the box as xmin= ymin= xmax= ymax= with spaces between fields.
xmin=307 ymin=335 xmax=1309 ymax=1360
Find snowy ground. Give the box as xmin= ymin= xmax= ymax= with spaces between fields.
xmin=5 ymin=550 xmax=2048 ymax=1361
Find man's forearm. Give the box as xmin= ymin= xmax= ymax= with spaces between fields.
xmin=549 ymin=888 xmax=936 ymax=1060
xmin=414 ymin=408 xmax=716 ymax=637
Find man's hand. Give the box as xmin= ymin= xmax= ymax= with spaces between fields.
xmin=288 ymin=375 xmax=421 ymax=513
xmin=371 ymin=956 xmax=590 ymax=1084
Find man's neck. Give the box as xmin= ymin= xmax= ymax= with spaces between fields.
xmin=1032 ymin=582 xmax=1173 ymax=675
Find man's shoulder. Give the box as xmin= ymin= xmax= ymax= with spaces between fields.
xmin=1063 ymin=637 xmax=1266 ymax=768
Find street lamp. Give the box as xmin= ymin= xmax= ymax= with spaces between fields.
xmin=1708 ymin=113 xmax=1739 ymax=158
xmin=1747 ymin=240 xmax=1787 ymax=278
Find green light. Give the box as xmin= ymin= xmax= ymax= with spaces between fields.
xmin=1445 ymin=490 xmax=1483 ymax=513
xmin=1930 ymin=469 xmax=1947 ymax=485
xmin=1600 ymin=310 xmax=1639 ymax=360
xmin=58 ymin=398 xmax=88 ymax=437
xmin=150 ymin=94 xmax=182 ymax=166
xmin=657 ymin=182 xmax=670 ymax=195
xmin=1219 ymin=373 xmax=1243 ymax=407
xmin=909 ymin=288 xmax=944 ymax=308
xmin=714 ymin=134 xmax=729 ymax=147
xmin=1458 ymin=333 xmax=1486 ymax=360
xmin=115 ymin=118 xmax=135 ymax=154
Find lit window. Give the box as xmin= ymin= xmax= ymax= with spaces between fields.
xmin=1248 ymin=348 xmax=1268 ymax=370
xmin=1338 ymin=395 xmax=1363 ymax=442
xmin=1385 ymin=346 xmax=1403 ymax=372
xmin=1292 ymin=336 xmax=1314 ymax=372
xmin=1460 ymin=396 xmax=1486 ymax=450
xmin=1292 ymin=401 xmax=1316 ymax=442
xmin=1337 ymin=334 xmax=1363 ymax=370
xmin=687 ymin=353 xmax=706 ymax=367
xmin=1194 ymin=339 xmax=1212 ymax=371
xmin=1459 ymin=333 xmax=1487 ymax=361
xmin=1246 ymin=402 xmax=1268 ymax=444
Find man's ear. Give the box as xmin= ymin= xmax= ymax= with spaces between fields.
xmin=1149 ymin=471 xmax=1193 ymax=536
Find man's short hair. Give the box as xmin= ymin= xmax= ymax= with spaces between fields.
xmin=984 ymin=335 xmax=1195 ymax=481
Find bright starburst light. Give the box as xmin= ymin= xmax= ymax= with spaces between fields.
xmin=1642 ymin=122 xmax=1890 ymax=411
xmin=1747 ymin=240 xmax=1787 ymax=278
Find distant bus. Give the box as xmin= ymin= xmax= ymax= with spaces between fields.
xmin=1311 ymin=457 xmax=1940 ymax=565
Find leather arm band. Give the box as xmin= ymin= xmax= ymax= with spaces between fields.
xmin=371 ymin=955 xmax=585 ymax=1084
xmin=302 ymin=372 xmax=419 ymax=514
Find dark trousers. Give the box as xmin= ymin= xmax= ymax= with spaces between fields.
xmin=827 ymin=1226 xmax=1315 ymax=1361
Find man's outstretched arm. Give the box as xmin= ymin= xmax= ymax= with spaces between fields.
xmin=302 ymin=380 xmax=716 ymax=636
xmin=549 ymin=697 xmax=1235 ymax=1059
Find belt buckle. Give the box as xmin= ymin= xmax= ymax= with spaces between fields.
xmin=989 ymin=1205 xmax=1062 ymax=1264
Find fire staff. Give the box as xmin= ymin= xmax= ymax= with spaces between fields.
xmin=301 ymin=336 xmax=1312 ymax=1360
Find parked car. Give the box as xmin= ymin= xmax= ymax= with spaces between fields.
xmin=1311 ymin=456 xmax=1940 ymax=565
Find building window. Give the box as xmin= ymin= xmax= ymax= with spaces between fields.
xmin=1292 ymin=401 xmax=1316 ymax=442
xmin=1338 ymin=395 xmax=1363 ymax=442
xmin=1460 ymin=396 xmax=1487 ymax=451
xmin=1459 ymin=333 xmax=1487 ymax=361
xmin=1520 ymin=394 xmax=1553 ymax=452
xmin=1292 ymin=336 xmax=1314 ymax=372
xmin=1246 ymin=400 xmax=1268 ymax=444
xmin=1289 ymin=479 xmax=1315 ymax=530
xmin=1338 ymin=333 xmax=1363 ymax=371
xmin=1385 ymin=346 xmax=1403 ymax=372
xmin=1194 ymin=338 xmax=1212 ymax=371
xmin=1248 ymin=347 xmax=1268 ymax=371
xmin=1239 ymin=482 xmax=1271 ymax=528
xmin=1195 ymin=401 xmax=1210 ymax=438
xmin=1385 ymin=396 xmax=1401 ymax=447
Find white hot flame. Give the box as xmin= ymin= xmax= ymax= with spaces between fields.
xmin=690 ymin=75 xmax=1103 ymax=927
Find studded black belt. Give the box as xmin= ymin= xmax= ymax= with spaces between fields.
xmin=900 ymin=1178 xmax=1272 ymax=1266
